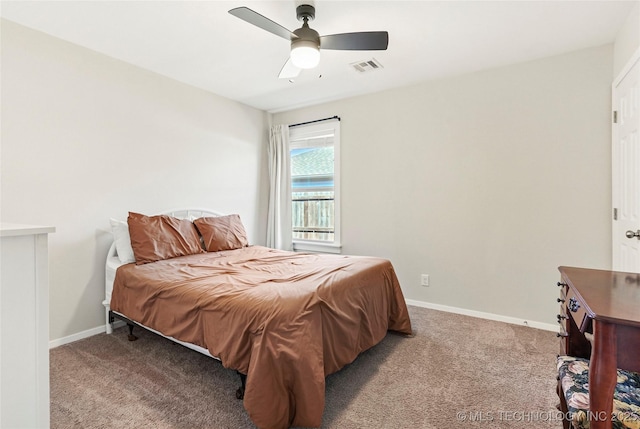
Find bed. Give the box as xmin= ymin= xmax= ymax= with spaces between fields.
xmin=103 ymin=209 xmax=412 ymax=429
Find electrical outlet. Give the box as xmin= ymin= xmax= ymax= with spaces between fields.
xmin=421 ymin=274 xmax=430 ymax=287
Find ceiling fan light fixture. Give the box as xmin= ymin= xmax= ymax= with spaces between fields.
xmin=229 ymin=5 xmax=389 ymax=78
xmin=290 ymin=40 xmax=320 ymax=69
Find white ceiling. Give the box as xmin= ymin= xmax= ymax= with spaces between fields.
xmin=1 ymin=0 xmax=637 ymax=112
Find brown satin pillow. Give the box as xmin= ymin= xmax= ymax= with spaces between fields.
xmin=194 ymin=214 xmax=249 ymax=252
xmin=127 ymin=212 xmax=204 ymax=265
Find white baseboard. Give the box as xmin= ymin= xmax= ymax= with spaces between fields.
xmin=49 ymin=321 xmax=125 ymax=349
xmin=50 ymin=302 xmax=556 ymax=349
xmin=405 ymin=299 xmax=558 ymax=333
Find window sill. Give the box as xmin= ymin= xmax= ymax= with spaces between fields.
xmin=292 ymin=241 xmax=342 ymax=254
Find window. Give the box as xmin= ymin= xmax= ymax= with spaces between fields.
xmin=289 ymin=119 xmax=341 ymax=253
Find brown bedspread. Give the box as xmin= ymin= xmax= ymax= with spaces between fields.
xmin=110 ymin=245 xmax=412 ymax=429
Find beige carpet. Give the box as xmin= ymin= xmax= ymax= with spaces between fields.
xmin=50 ymin=306 xmax=562 ymax=428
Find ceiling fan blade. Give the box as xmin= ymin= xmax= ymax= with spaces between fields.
xmin=278 ymin=58 xmax=302 ymax=79
xmin=320 ymin=31 xmax=389 ymax=51
xmin=229 ymin=7 xmax=296 ymax=41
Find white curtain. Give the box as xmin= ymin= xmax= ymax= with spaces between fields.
xmin=266 ymin=124 xmax=292 ymax=250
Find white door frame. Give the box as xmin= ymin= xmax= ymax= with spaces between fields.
xmin=612 ymin=47 xmax=640 ymax=272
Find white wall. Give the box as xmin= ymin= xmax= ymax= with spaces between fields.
xmin=1 ymin=20 xmax=269 ymax=342
xmin=613 ymin=2 xmax=640 ymax=78
xmin=273 ymin=45 xmax=613 ymax=327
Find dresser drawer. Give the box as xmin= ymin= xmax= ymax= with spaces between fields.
xmin=565 ymin=287 xmax=591 ymax=333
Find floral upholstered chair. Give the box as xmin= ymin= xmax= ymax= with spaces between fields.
xmin=557 ymin=355 xmax=640 ymax=429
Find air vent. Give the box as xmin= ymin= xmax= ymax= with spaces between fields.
xmin=350 ymin=58 xmax=384 ymax=73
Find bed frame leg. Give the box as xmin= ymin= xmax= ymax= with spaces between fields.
xmin=105 ymin=307 xmax=113 ymax=334
xmin=127 ymin=323 xmax=138 ymax=341
xmin=235 ymin=372 xmax=246 ymax=400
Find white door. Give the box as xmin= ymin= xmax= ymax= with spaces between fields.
xmin=612 ymin=53 xmax=640 ymax=272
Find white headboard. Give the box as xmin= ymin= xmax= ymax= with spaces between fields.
xmin=104 ymin=209 xmax=223 ymax=333
xmin=164 ymin=208 xmax=225 ymax=219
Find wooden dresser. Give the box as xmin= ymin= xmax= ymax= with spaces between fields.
xmin=557 ymin=266 xmax=640 ymax=429
xmin=1 ymin=223 xmax=55 ymax=429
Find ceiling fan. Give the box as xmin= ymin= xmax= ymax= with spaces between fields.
xmin=228 ymin=4 xmax=389 ymax=79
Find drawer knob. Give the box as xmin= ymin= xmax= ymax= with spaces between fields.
xmin=557 ymin=314 xmax=567 ymax=322
xmin=557 ymin=282 xmax=567 ymax=287
xmin=557 ymin=298 xmax=565 ymax=303
xmin=568 ymin=297 xmax=580 ymax=312
xmin=557 ymin=332 xmax=568 ymax=338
